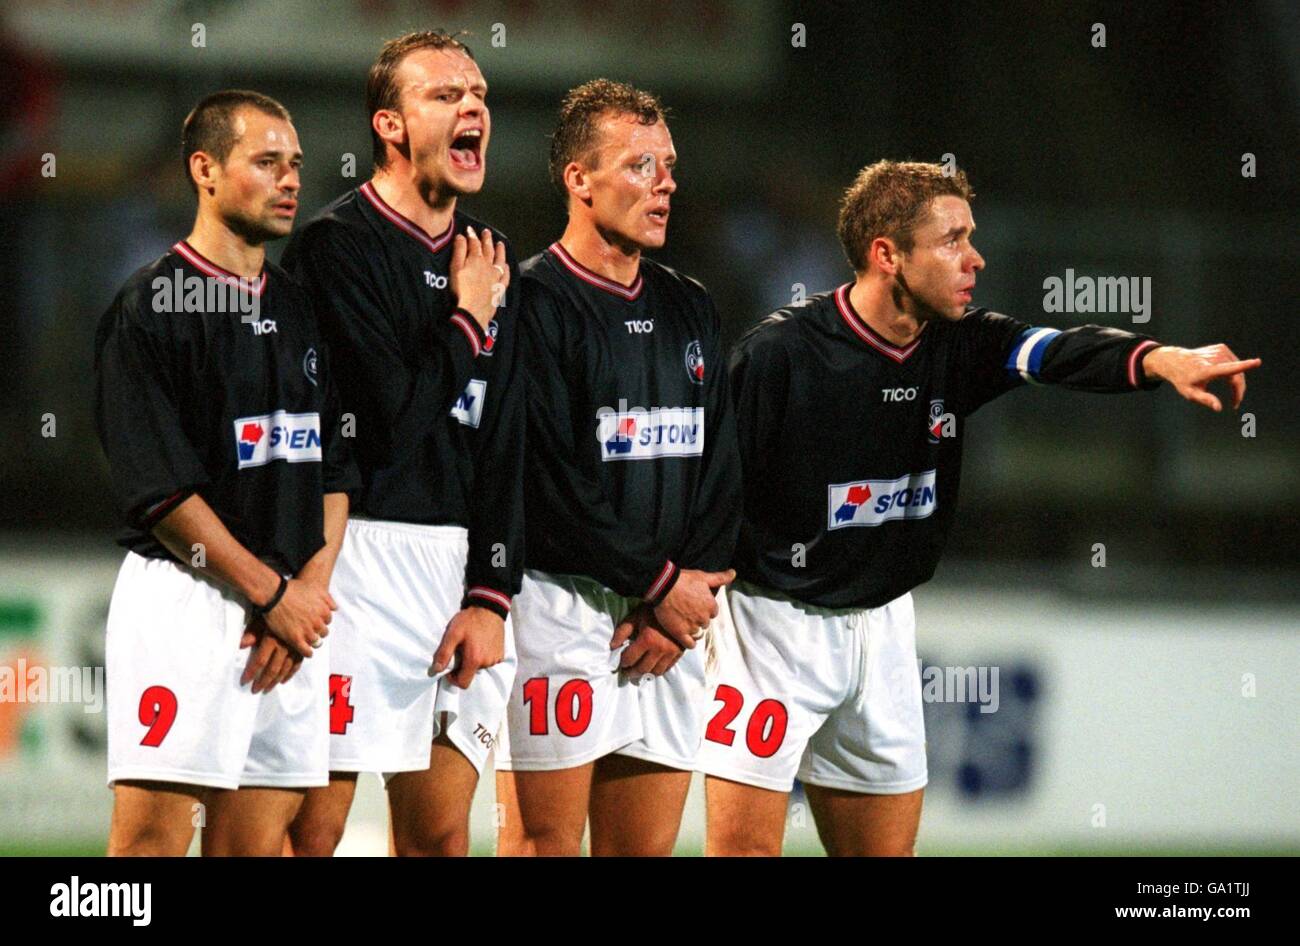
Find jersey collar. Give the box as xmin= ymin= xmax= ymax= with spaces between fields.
xmin=834 ymin=283 xmax=925 ymax=363
xmin=548 ymin=242 xmax=644 ymax=301
xmin=172 ymin=241 xmax=267 ymax=296
xmin=360 ymin=180 xmax=455 ymax=255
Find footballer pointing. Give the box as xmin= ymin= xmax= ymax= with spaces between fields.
xmin=700 ymin=160 xmax=1260 ymax=856
xmin=93 ymin=91 xmax=356 ymax=856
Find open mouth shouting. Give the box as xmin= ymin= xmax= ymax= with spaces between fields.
xmin=449 ymin=127 xmax=484 ymax=171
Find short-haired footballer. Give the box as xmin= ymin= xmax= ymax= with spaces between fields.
xmin=495 ymin=80 xmax=741 ymax=857
xmin=94 ymin=90 xmax=356 ymax=856
xmin=280 ymin=31 xmax=523 ymax=857
xmin=701 ymin=159 xmax=1261 ymax=857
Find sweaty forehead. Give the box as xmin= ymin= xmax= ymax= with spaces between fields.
xmin=399 ymin=48 xmax=484 ymax=93
xmin=597 ymin=116 xmax=673 ymax=159
xmin=231 ymin=108 xmax=298 ymax=153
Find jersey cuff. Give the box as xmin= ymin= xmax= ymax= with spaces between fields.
xmin=463 ymin=585 xmax=511 ymax=620
xmin=1129 ymin=340 xmax=1162 ymax=389
xmin=449 ymin=309 xmax=485 ymax=357
xmin=137 ymin=487 xmax=194 ymax=530
xmin=642 ymin=560 xmax=680 ymax=606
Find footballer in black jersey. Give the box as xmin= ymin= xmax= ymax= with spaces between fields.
xmin=282 ymin=31 xmax=522 ymax=859
xmin=495 ymin=80 xmax=741 ymax=858
xmin=94 ymin=92 xmax=354 ymax=857
xmin=702 ymin=160 xmax=1260 ymax=857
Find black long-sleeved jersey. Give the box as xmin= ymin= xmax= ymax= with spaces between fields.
xmin=520 ymin=243 xmax=741 ymax=603
xmin=93 ymin=241 xmax=359 ymax=575
xmin=731 ymin=283 xmax=1163 ymax=609
xmin=280 ymin=182 xmax=524 ymax=617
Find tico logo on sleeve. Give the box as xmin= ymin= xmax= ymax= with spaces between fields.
xmin=597 ymin=407 xmax=705 ymax=460
xmin=234 ymin=412 xmax=322 ymax=469
xmin=827 ymin=470 xmax=937 ymax=529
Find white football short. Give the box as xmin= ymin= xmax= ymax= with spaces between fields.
xmin=495 ymin=570 xmax=708 ymax=772
xmin=696 ymin=580 xmax=928 ymax=795
xmin=326 ymin=517 xmax=515 ymax=777
xmin=105 ymin=552 xmax=329 ymax=790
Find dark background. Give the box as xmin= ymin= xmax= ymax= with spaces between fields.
xmin=2 ymin=0 xmax=1296 ymax=596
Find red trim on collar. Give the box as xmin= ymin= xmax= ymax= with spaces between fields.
xmin=171 ymin=242 xmax=267 ymax=296
xmin=360 ymin=181 xmax=455 ymax=255
xmin=834 ymin=283 xmax=925 ymax=363
xmin=548 ymin=242 xmax=644 ymax=301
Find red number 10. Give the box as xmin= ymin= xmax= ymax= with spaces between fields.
xmin=522 ymin=677 xmax=594 ymax=737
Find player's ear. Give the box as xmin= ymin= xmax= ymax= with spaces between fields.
xmin=372 ymin=108 xmax=405 ymax=154
xmin=189 ymin=150 xmax=218 ymax=196
xmin=869 ymin=236 xmax=900 ymax=275
xmin=563 ymin=161 xmax=592 ymax=205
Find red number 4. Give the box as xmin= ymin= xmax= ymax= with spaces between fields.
xmin=705 ymin=684 xmax=788 ymax=758
xmin=329 ymin=674 xmax=355 ymax=735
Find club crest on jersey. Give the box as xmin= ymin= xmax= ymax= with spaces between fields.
xmin=827 ymin=470 xmax=937 ymax=529
xmin=597 ymin=407 xmax=705 ymax=461
xmin=234 ymin=411 xmax=322 ymax=469
xmin=450 ymin=378 xmax=487 ymax=428
xmin=928 ymin=399 xmax=944 ymax=443
xmin=684 ymin=340 xmax=705 ymax=384
xmin=303 ymin=347 xmax=318 ymax=386
xmin=481 ymin=319 xmax=498 ymax=356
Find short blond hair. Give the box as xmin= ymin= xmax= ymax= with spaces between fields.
xmin=548 ymin=79 xmax=667 ymax=203
xmin=837 ymin=160 xmax=975 ymax=271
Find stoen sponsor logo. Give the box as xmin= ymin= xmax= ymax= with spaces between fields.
xmin=234 ymin=411 xmax=322 ymax=469
xmin=827 ymin=470 xmax=937 ymax=529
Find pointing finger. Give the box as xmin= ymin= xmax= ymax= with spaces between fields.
xmin=1205 ymin=358 xmax=1261 ymax=378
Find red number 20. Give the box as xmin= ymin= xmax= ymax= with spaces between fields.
xmin=705 ymin=684 xmax=788 ymax=758
xmin=138 ymin=685 xmax=178 ymax=747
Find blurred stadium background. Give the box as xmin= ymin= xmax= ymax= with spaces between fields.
xmin=0 ymin=0 xmax=1296 ymax=855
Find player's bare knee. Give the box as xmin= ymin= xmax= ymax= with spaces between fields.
xmin=825 ymin=837 xmax=915 ymax=857
xmin=511 ymin=822 xmax=583 ymax=857
xmin=287 ymin=819 xmax=346 ymax=857
xmin=108 ymin=823 xmax=191 ymax=857
xmin=707 ymin=832 xmax=781 ymax=857
xmin=706 ymin=816 xmax=782 ymax=857
xmin=394 ymin=823 xmax=470 ymax=857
